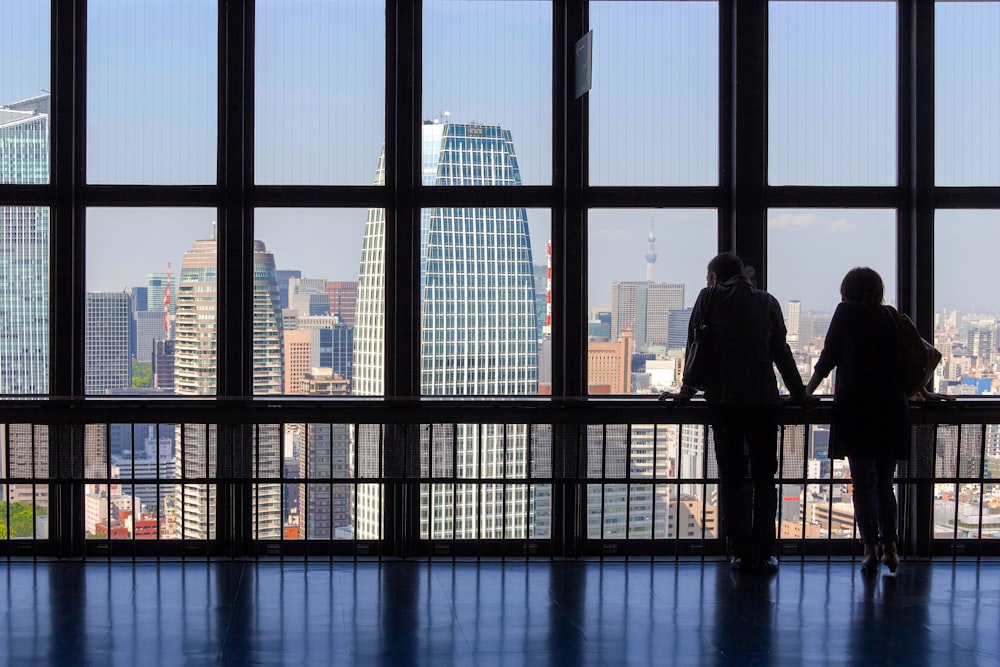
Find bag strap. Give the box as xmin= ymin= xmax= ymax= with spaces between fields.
xmin=700 ymin=285 xmax=716 ymax=326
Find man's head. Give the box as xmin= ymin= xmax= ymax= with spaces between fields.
xmin=706 ymin=252 xmax=744 ymax=286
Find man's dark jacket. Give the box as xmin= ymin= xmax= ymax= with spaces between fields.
xmin=684 ymin=274 xmax=804 ymax=406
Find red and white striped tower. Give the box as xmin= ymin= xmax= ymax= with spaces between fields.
xmin=543 ymin=241 xmax=552 ymax=336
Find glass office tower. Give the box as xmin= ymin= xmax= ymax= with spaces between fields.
xmin=354 ymin=121 xmax=541 ymax=539
xmin=0 ymin=94 xmax=50 ymax=395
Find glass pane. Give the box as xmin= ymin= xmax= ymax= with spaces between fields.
xmin=254 ymin=209 xmax=370 ymax=396
xmin=423 ymin=0 xmax=551 ymax=185
xmin=88 ymin=0 xmax=217 ymax=184
xmin=936 ymin=2 xmax=1000 ymax=186
xmin=934 ymin=210 xmax=1000 ymax=396
xmin=769 ymin=2 xmax=896 ymax=186
xmin=0 ymin=205 xmax=49 ymax=395
xmin=767 ymin=209 xmax=896 ymax=393
xmin=86 ymin=209 xmax=218 ymax=396
xmin=0 ymin=2 xmax=49 ymax=185
xmin=590 ymin=1 xmax=718 ymax=186
xmin=255 ymin=0 xmax=385 ymax=185
xmin=587 ymin=210 xmax=716 ymax=395
xmin=1 ymin=424 xmax=50 ymax=540
xmin=417 ymin=207 xmax=548 ymax=396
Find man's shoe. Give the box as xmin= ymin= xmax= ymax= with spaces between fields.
xmin=729 ymin=556 xmax=747 ymax=572
xmin=759 ymin=556 xmax=779 ymax=574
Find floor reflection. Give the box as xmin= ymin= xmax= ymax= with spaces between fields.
xmin=0 ymin=560 xmax=995 ymax=665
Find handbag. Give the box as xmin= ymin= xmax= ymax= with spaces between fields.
xmin=683 ymin=286 xmax=717 ymax=390
xmin=887 ymin=306 xmax=942 ymax=397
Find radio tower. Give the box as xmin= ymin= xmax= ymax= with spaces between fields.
xmin=645 ymin=221 xmax=657 ymax=282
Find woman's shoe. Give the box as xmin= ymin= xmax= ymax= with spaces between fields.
xmin=882 ymin=541 xmax=899 ymax=573
xmin=860 ymin=543 xmax=879 ymax=574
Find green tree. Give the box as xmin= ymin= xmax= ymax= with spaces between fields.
xmin=0 ymin=501 xmax=48 ymax=538
xmin=132 ymin=360 xmax=152 ymax=388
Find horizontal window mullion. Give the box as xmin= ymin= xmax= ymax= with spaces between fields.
xmin=0 ymin=184 xmax=56 ymax=205
xmin=585 ymin=186 xmax=722 ymax=209
xmin=251 ymin=185 xmax=392 ymax=208
xmin=765 ymin=185 xmax=904 ymax=208
xmin=82 ymin=185 xmax=221 ymax=207
xmin=934 ymin=187 xmax=1000 ymax=209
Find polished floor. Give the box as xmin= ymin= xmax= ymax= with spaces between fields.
xmin=1 ymin=558 xmax=997 ymax=666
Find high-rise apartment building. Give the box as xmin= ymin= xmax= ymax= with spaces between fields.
xmin=288 ymin=277 xmax=330 ymax=317
xmin=353 ymin=121 xmax=541 ymax=539
xmin=611 ymin=281 xmax=685 ymax=349
xmin=152 ymin=339 xmax=175 ymax=391
xmin=588 ymin=330 xmax=634 ymax=394
xmin=133 ymin=310 xmax=167 ymax=363
xmin=297 ymin=369 xmax=351 ymax=539
xmin=85 ymin=292 xmax=133 ymax=395
xmin=1 ymin=94 xmax=49 ymax=396
xmin=171 ymin=232 xmax=284 ymax=539
xmin=276 ymin=269 xmax=302 ymax=309
xmin=146 ymin=272 xmax=174 ymax=316
xmin=786 ymin=300 xmax=801 ymax=349
xmin=325 ymin=281 xmax=358 ymax=326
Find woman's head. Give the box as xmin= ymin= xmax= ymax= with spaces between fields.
xmin=840 ymin=267 xmax=884 ymax=306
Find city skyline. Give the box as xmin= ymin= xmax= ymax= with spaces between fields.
xmin=4 ymin=2 xmax=1000 ymax=315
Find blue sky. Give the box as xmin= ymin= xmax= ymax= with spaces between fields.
xmin=3 ymin=1 xmax=999 ymax=315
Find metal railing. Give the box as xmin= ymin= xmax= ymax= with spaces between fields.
xmin=1 ymin=398 xmax=998 ymax=559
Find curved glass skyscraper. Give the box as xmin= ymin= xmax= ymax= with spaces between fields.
xmin=354 ymin=121 xmax=542 ymax=539
xmin=0 ymin=94 xmax=49 ymax=396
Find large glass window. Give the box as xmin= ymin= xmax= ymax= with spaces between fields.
xmin=769 ymin=1 xmax=896 ymax=186
xmin=767 ymin=208 xmax=896 ymax=391
xmin=587 ymin=210 xmax=716 ymax=396
xmin=589 ymin=1 xmax=718 ymax=186
xmin=255 ymin=0 xmax=385 ymax=185
xmin=86 ymin=208 xmax=218 ymax=396
xmin=418 ymin=208 xmax=549 ymax=397
xmin=423 ymin=0 xmax=552 ymax=185
xmin=934 ymin=210 xmax=1000 ymax=396
xmin=0 ymin=2 xmax=50 ymax=185
xmin=87 ymin=0 xmax=217 ymax=184
xmin=936 ymin=2 xmax=1000 ymax=186
xmin=254 ymin=209 xmax=372 ymax=397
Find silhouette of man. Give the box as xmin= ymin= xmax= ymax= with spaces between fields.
xmin=662 ymin=252 xmax=804 ymax=573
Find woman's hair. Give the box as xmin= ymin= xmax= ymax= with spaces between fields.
xmin=707 ymin=252 xmax=744 ymax=282
xmin=840 ymin=267 xmax=884 ymax=306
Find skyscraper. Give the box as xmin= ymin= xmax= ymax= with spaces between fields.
xmin=170 ymin=230 xmax=284 ymax=539
xmin=296 ymin=369 xmax=351 ymax=539
xmin=146 ymin=271 xmax=174 ymax=317
xmin=85 ymin=292 xmax=133 ymax=395
xmin=786 ymin=300 xmax=801 ymax=349
xmin=611 ymin=281 xmax=685 ymax=349
xmin=353 ymin=120 xmax=541 ymax=539
xmin=0 ymin=94 xmax=49 ymax=395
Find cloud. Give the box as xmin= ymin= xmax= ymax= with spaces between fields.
xmin=769 ymin=213 xmax=816 ymax=229
xmin=828 ymin=219 xmax=855 ymax=233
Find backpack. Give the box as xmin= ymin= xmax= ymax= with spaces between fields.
xmin=887 ymin=306 xmax=942 ymax=397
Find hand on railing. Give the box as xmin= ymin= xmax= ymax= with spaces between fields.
xmin=792 ymin=393 xmax=821 ymax=410
xmin=658 ymin=386 xmax=696 ymax=402
xmin=910 ymin=388 xmax=956 ymax=402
